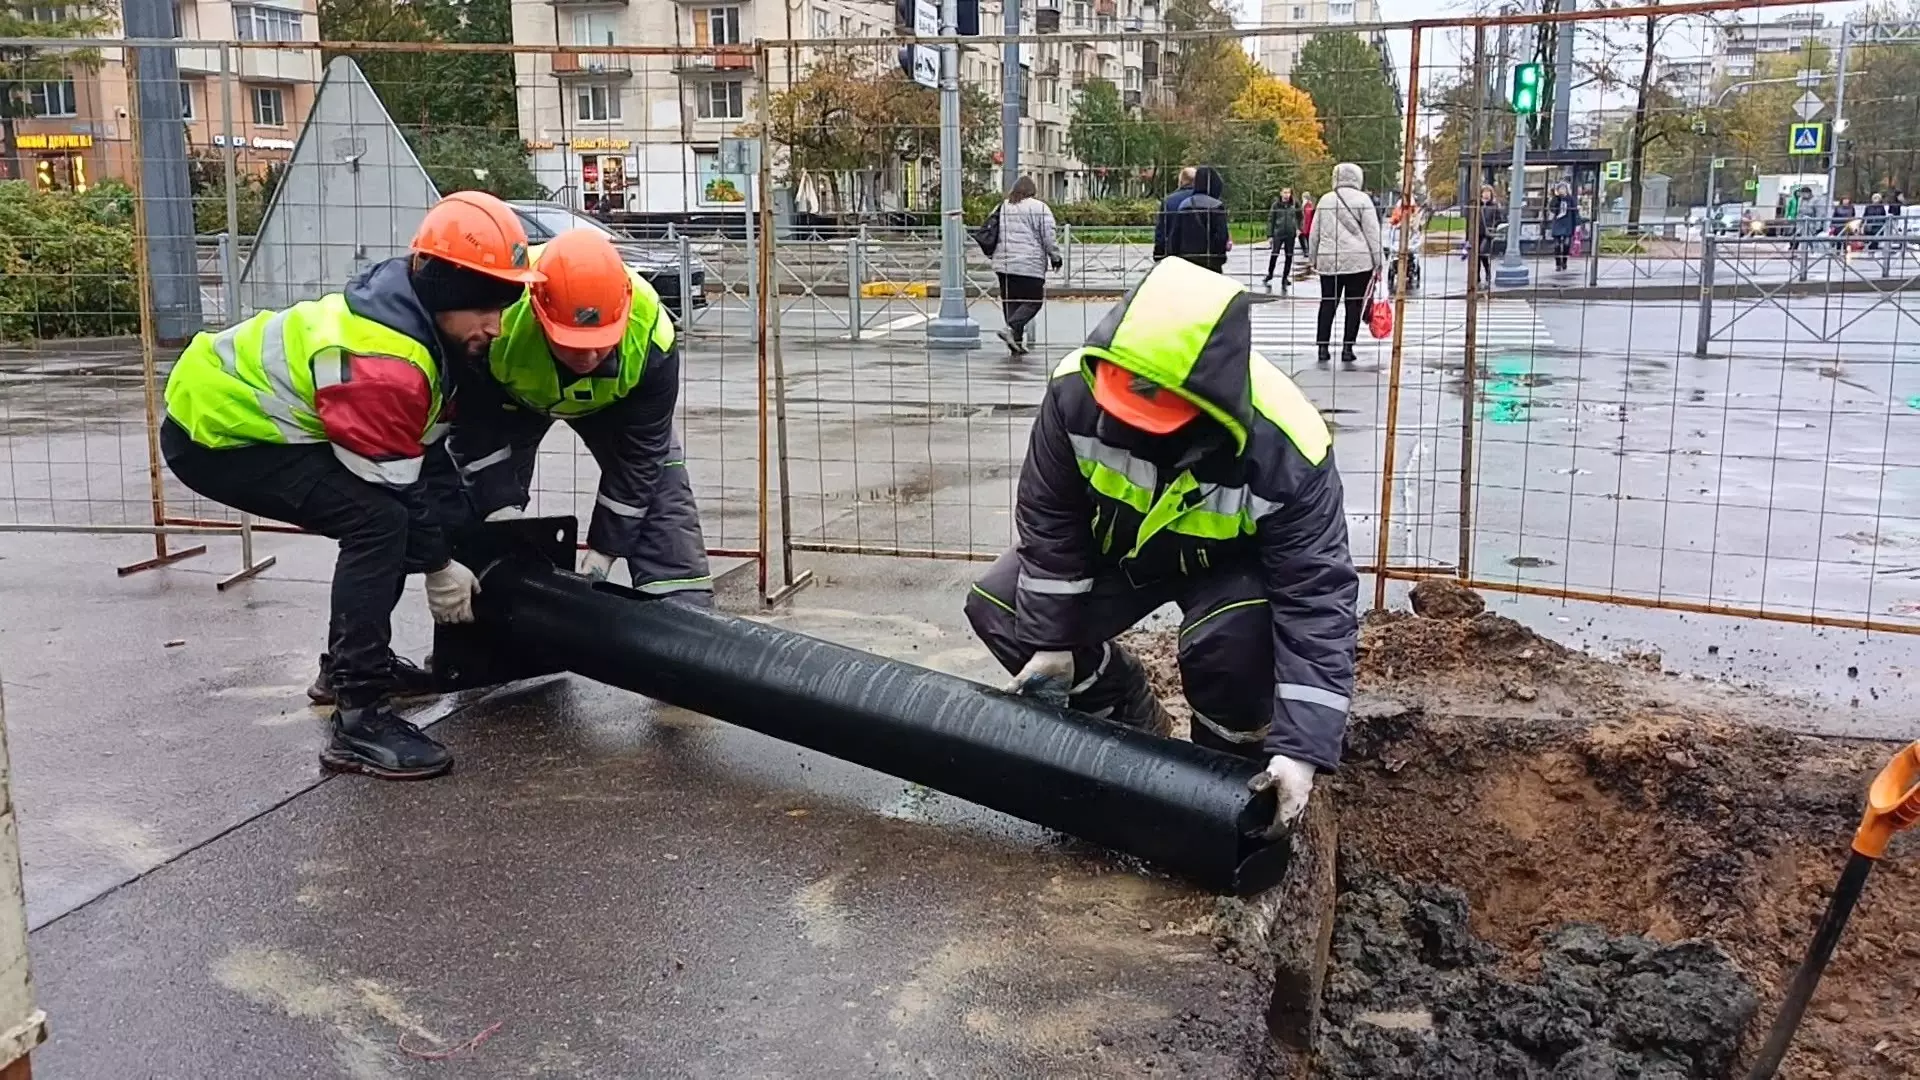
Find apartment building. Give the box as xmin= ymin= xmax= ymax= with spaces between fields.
xmin=508 ymin=0 xmax=1169 ymax=213
xmin=1254 ymin=0 xmax=1375 ymax=84
xmin=1 ymin=0 xmax=319 ymax=192
xmin=1655 ymin=56 xmax=1715 ymax=109
xmin=1712 ymin=10 xmax=1837 ymax=83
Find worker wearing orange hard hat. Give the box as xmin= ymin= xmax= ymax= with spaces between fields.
xmin=444 ymin=228 xmax=712 ymax=606
xmin=162 ymin=190 xmax=543 ymax=781
xmin=963 ymin=256 xmax=1358 ymax=839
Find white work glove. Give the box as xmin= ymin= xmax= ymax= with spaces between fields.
xmin=1246 ymin=754 xmax=1316 ymax=840
xmin=579 ymin=549 xmax=617 ymax=582
xmin=483 ymin=506 xmax=525 ymax=522
xmin=1006 ymin=650 xmax=1074 ymax=708
xmin=424 ymin=560 xmax=480 ymax=624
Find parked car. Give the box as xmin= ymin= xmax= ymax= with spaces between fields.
xmin=508 ymin=201 xmax=707 ymax=322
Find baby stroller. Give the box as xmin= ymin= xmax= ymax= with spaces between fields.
xmin=1381 ymin=214 xmax=1422 ymax=295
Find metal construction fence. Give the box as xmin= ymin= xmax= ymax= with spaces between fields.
xmin=5 ymin=0 xmax=1920 ymax=632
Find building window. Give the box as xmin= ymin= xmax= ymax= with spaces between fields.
xmin=25 ymin=5 xmax=71 ymax=23
xmin=1328 ymin=0 xmax=1354 ymax=19
xmin=180 ymin=80 xmax=194 ymax=120
xmin=811 ymin=8 xmax=828 ymax=36
xmin=1291 ymin=4 xmax=1305 ymax=18
xmin=1124 ymin=66 xmax=1140 ymax=91
xmin=250 ymin=85 xmax=285 ymax=126
xmin=234 ymin=4 xmax=302 ymax=41
xmin=838 ymin=14 xmax=851 ymax=36
xmin=170 ymin=1 xmax=183 ymax=34
xmin=576 ymin=82 xmax=621 ymax=122
xmin=695 ymin=6 xmax=740 ymax=45
xmin=29 ymin=79 xmax=77 ymax=118
xmin=571 ymin=11 xmax=618 ymax=46
xmin=696 ymin=79 xmax=744 ymax=121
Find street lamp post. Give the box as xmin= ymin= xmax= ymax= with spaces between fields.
xmin=927 ymin=0 xmax=981 ymax=350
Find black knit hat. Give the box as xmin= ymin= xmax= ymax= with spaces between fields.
xmin=411 ymin=255 xmax=529 ymax=314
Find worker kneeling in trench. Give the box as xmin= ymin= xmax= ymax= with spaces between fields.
xmin=964 ymin=256 xmax=1358 ymax=837
xmin=441 ymin=229 xmax=713 ymax=607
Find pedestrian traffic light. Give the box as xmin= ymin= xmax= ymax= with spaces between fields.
xmin=1511 ymin=63 xmax=1543 ymax=115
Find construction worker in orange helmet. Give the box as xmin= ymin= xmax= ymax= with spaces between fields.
xmin=444 ymin=228 xmax=713 ymax=606
xmin=161 ymin=189 xmax=542 ymax=781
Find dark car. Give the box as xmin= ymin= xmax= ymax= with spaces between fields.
xmin=508 ymin=201 xmax=707 ymax=323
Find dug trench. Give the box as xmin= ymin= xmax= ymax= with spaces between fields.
xmin=1124 ymin=579 xmax=1919 ymax=1079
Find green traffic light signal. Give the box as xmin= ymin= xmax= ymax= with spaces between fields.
xmin=1512 ymin=62 xmax=1543 ymax=115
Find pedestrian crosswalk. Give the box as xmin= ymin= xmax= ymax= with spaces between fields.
xmin=1247 ymin=296 xmax=1551 ymax=370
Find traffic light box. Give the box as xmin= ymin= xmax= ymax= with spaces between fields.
xmin=1511 ymin=63 xmax=1543 ymax=116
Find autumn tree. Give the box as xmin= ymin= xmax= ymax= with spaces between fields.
xmin=1230 ymin=70 xmax=1331 ymax=197
xmin=1291 ymin=32 xmax=1402 ymax=186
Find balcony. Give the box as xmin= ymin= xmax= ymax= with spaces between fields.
xmin=672 ymin=50 xmax=754 ymax=74
xmin=552 ymin=51 xmax=635 ymax=78
xmin=1123 ymin=88 xmax=1140 ymax=108
xmin=1071 ymin=71 xmax=1087 ymax=88
xmin=1036 ymin=2 xmax=1060 ymax=31
xmin=553 ymin=0 xmax=627 ymax=5
xmin=1123 ymin=15 xmax=1142 ymax=30
xmin=1141 ymin=58 xmax=1158 ymax=80
xmin=177 ymin=44 xmax=320 ymax=83
xmin=1095 ymin=0 xmax=1115 ymax=13
xmin=1034 ymin=57 xmax=1060 ymax=76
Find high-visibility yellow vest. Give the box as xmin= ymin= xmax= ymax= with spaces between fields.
xmin=164 ymin=293 xmax=441 ymax=450
xmin=484 ymin=244 xmax=675 ymax=418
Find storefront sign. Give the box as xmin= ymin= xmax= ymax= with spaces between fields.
xmin=212 ymin=135 xmax=296 ymax=151
xmin=14 ymin=133 xmax=92 ymax=150
xmin=525 ymin=139 xmax=557 ymax=151
xmin=573 ymin=137 xmax=631 ymax=151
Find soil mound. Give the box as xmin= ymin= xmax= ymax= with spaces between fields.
xmin=1125 ymin=584 xmax=1919 ymax=1077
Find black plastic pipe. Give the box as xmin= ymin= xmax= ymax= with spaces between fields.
xmin=441 ymin=543 xmax=1289 ymax=895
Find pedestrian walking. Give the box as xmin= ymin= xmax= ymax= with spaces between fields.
xmin=1151 ymin=166 xmax=1197 ymax=264
xmin=1308 ymin=162 xmax=1383 ymax=366
xmin=1547 ymin=181 xmax=1579 ymax=271
xmin=1263 ymin=188 xmax=1303 ymax=291
xmin=1864 ymin=192 xmax=1889 ymax=250
xmin=1472 ymin=184 xmax=1505 ymax=286
xmin=1163 ymin=165 xmax=1230 ymax=274
xmin=1830 ymin=195 xmax=1857 ymax=237
xmin=990 ymin=175 xmax=1061 ymax=356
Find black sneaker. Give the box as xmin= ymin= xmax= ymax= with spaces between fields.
xmin=308 ymin=652 xmax=441 ymax=706
xmin=320 ymin=705 xmax=452 ymax=781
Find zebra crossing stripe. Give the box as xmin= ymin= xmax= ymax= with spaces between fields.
xmin=1247 ymin=299 xmax=1551 ymax=354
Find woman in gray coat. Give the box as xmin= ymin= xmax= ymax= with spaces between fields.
xmin=990 ymin=175 xmax=1061 ymax=355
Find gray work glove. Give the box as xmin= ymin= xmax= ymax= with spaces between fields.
xmin=484 ymin=506 xmax=525 ymax=522
xmin=1246 ymin=754 xmax=1316 ymax=840
xmin=1006 ymin=649 xmax=1074 ymax=708
xmin=579 ymin=549 xmax=617 ymax=582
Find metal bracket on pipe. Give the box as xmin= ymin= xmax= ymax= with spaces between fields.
xmin=431 ymin=516 xmax=1292 ymax=895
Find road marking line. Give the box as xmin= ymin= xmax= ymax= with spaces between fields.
xmin=838 ymin=312 xmax=932 ymax=341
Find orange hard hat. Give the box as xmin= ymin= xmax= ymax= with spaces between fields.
xmin=1093 ymin=359 xmax=1199 ymax=434
xmin=529 ymin=229 xmax=634 ymax=352
xmin=411 ymin=191 xmax=544 ymax=284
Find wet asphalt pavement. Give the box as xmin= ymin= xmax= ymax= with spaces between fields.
xmin=3 ymin=284 xmax=1920 ymax=1073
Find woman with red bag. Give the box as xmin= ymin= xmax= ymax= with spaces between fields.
xmin=1308 ymin=162 xmax=1384 ymax=367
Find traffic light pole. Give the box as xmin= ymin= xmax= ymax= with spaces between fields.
xmin=928 ymin=0 xmax=982 ymax=350
xmin=1495 ymin=58 xmax=1535 ymax=289
xmin=1002 ymin=0 xmax=1020 ymax=193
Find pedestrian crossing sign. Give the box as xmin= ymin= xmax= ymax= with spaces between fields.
xmin=1789 ymin=122 xmax=1826 ymax=155
xmin=1604 ymin=160 xmax=1623 ymax=182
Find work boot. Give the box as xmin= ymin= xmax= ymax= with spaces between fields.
xmin=1072 ymin=644 xmax=1174 ymax=738
xmin=307 ymin=652 xmax=440 ymax=707
xmin=320 ymin=704 xmax=452 ymax=781
xmin=1316 ymin=343 xmax=1332 ymax=366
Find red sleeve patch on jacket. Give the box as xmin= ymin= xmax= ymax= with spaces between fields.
xmin=313 ymin=352 xmax=433 ymax=463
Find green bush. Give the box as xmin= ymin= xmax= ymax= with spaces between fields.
xmin=0 ymin=179 xmax=140 ymax=341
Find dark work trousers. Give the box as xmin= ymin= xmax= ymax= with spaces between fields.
xmin=1315 ymin=270 xmax=1373 ymax=350
xmin=963 ymin=548 xmax=1273 ymax=758
xmin=1265 ymin=236 xmax=1296 ymax=282
xmin=161 ymin=419 xmax=440 ymax=708
xmin=467 ymin=415 xmax=712 ymax=606
xmin=996 ymin=272 xmax=1046 ymax=344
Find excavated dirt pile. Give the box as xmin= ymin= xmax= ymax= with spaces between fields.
xmin=1122 ymin=578 xmax=1920 ymax=1079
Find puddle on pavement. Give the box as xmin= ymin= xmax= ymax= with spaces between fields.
xmin=1505 ymin=555 xmax=1557 ymax=568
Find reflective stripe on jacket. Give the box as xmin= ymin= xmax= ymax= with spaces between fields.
xmin=1014 ymin=257 xmax=1358 ymax=768
xmin=162 ymin=293 xmax=442 ymax=484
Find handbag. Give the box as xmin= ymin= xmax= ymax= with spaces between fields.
xmin=1367 ymin=285 xmax=1393 ymax=340
xmin=971 ymin=206 xmax=1001 ymax=257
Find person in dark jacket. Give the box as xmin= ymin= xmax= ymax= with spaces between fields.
xmin=1263 ymin=188 xmax=1303 ymax=291
xmin=1164 ymin=165 xmax=1231 ymax=274
xmin=1863 ymin=192 xmax=1889 ymax=250
xmin=1546 ymin=181 xmax=1579 ymax=271
xmin=161 ymin=191 xmax=543 ymax=780
xmin=963 ymin=257 xmax=1358 ymax=838
xmin=1151 ymin=166 xmax=1197 ymax=263
xmin=1472 ymin=184 xmax=1505 ymax=287
xmin=445 ymin=229 xmax=713 ymax=606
